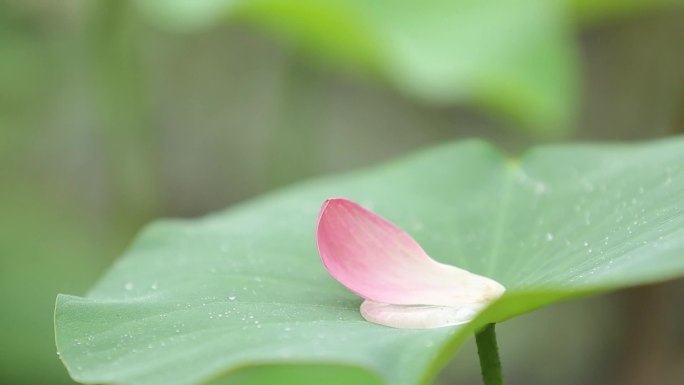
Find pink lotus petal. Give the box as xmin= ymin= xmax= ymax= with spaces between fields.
xmin=360 ymin=300 xmax=482 ymax=329
xmin=316 ymin=198 xmax=504 ymax=328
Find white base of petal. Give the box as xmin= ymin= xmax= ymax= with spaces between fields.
xmin=360 ymin=300 xmax=484 ymax=329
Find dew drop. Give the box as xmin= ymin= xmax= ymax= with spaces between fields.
xmin=228 ymin=296 xmax=236 ymax=301
xmin=124 ymin=282 xmax=134 ymax=291
xmin=545 ymin=233 xmax=554 ymax=241
xmin=534 ymin=182 xmax=547 ymax=194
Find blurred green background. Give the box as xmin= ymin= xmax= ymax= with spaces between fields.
xmin=1 ymin=0 xmax=684 ymax=384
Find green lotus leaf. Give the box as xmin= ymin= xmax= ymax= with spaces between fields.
xmin=56 ymin=137 xmax=684 ymax=385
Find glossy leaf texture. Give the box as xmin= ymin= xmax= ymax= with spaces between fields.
xmin=56 ymin=137 xmax=684 ymax=385
xmin=135 ymin=0 xmax=578 ymax=136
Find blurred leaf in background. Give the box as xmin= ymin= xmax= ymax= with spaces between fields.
xmin=0 ymin=186 xmax=111 ymax=384
xmin=137 ymin=0 xmax=579 ymax=136
xmin=0 ymin=2 xmax=146 ymax=384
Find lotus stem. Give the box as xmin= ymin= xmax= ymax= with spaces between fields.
xmin=475 ymin=323 xmax=504 ymax=385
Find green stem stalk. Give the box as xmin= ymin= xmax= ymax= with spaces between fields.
xmin=475 ymin=323 xmax=504 ymax=385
